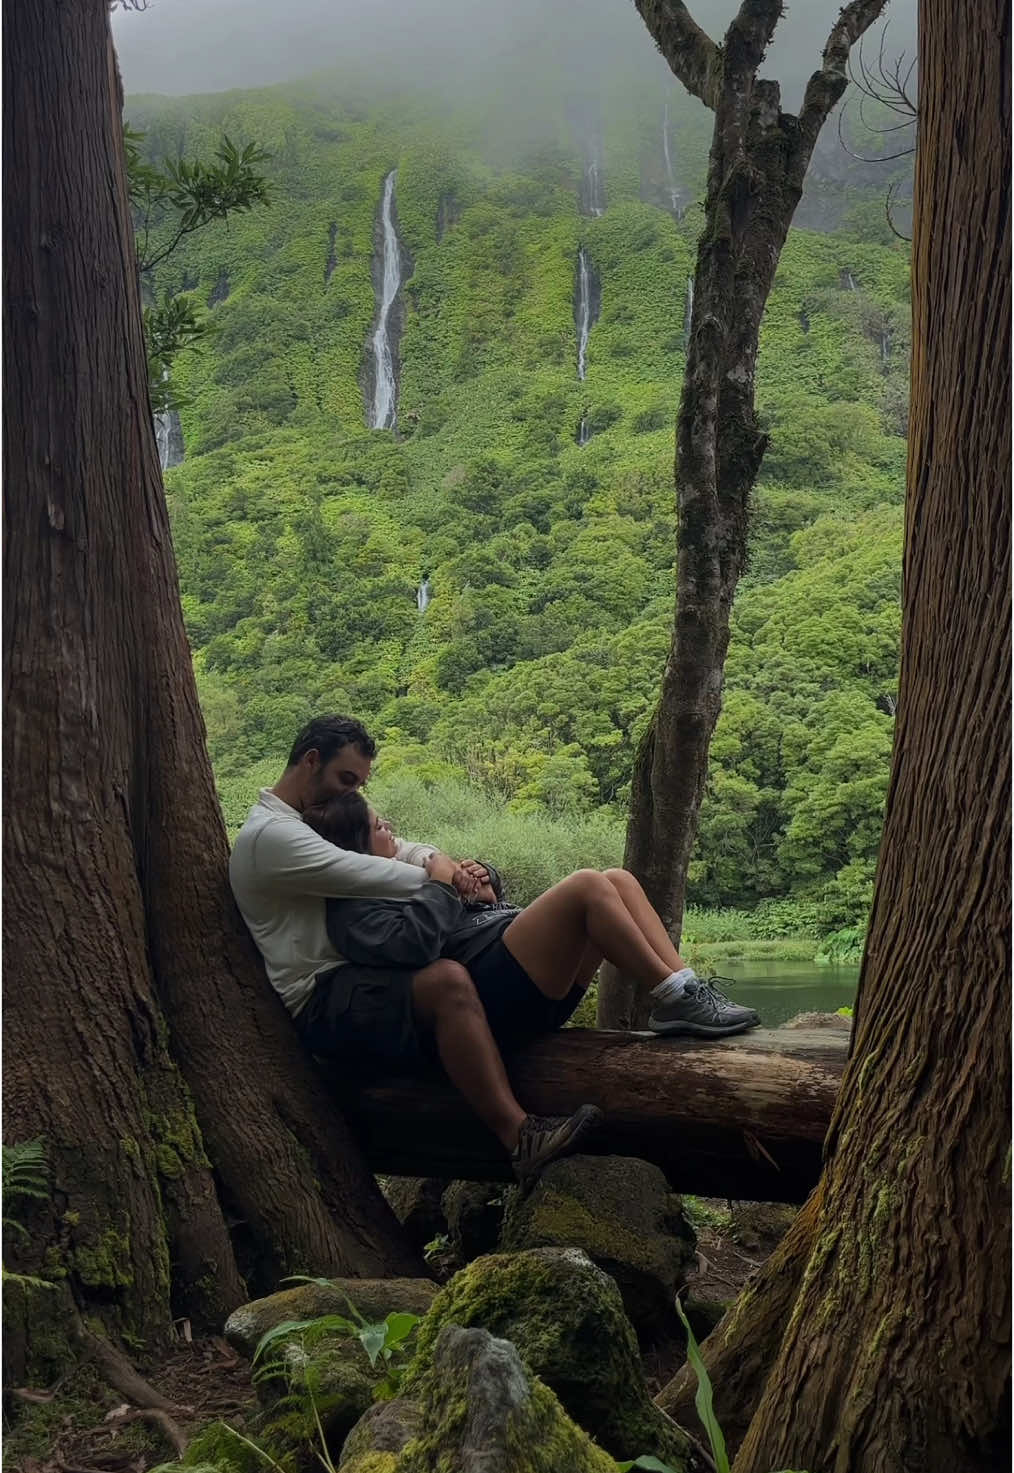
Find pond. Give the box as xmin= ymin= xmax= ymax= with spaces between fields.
xmin=712 ymin=957 xmax=861 ymax=1029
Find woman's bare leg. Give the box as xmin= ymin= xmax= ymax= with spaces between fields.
xmin=603 ymin=868 xmax=687 ymax=973
xmin=502 ymin=870 xmax=672 ymax=999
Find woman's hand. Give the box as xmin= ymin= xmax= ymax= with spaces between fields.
xmin=424 ymin=852 xmax=480 ymax=898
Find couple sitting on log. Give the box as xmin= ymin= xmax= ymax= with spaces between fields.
xmin=230 ymin=715 xmax=759 ymax=1183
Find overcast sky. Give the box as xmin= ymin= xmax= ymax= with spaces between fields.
xmin=113 ymin=0 xmax=915 ymax=115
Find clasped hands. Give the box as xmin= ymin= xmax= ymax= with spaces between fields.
xmin=424 ymin=852 xmax=496 ymax=903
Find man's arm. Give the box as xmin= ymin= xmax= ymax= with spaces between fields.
xmin=251 ymin=820 xmax=426 ymax=899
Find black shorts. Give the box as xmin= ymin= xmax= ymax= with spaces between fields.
xmin=295 ymin=946 xmax=584 ymax=1078
xmin=295 ymin=961 xmax=424 ymax=1078
xmin=468 ymin=938 xmax=585 ymax=1054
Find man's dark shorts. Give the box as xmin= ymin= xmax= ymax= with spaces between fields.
xmin=295 ymin=945 xmax=585 ymax=1077
xmin=295 ymin=962 xmax=424 ymax=1078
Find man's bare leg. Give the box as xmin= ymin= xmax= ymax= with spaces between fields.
xmin=411 ymin=960 xmax=526 ymax=1152
xmin=502 ymin=870 xmax=672 ymax=998
xmin=603 ymin=868 xmax=686 ymax=973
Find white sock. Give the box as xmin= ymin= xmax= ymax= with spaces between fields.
xmin=651 ymin=966 xmax=697 ymax=1003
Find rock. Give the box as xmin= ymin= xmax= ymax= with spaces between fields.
xmin=441 ymin=1180 xmax=510 ymax=1261
xmin=338 ymin=1398 xmax=422 ymax=1468
xmin=499 ymin=1154 xmax=696 ymax=1338
xmin=405 ymin=1247 xmax=691 ymax=1468
xmin=224 ymin=1277 xmax=438 ymax=1360
xmin=342 ymin=1325 xmax=616 ymax=1472
xmin=380 ymin=1177 xmax=448 ymax=1253
xmin=729 ymin=1201 xmax=798 ymax=1254
xmin=781 ymin=1010 xmax=851 ymax=1030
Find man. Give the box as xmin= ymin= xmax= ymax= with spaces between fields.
xmin=229 ymin=714 xmax=601 ymax=1182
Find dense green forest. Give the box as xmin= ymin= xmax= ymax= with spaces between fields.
xmin=127 ymin=68 xmax=910 ymax=938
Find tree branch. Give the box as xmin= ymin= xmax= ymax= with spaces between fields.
xmin=633 ymin=0 xmax=722 ymax=110
xmin=723 ymin=0 xmax=784 ymax=82
xmin=796 ymin=0 xmax=891 ymax=155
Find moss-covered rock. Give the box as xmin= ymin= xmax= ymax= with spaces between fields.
xmin=405 ymin=1248 xmax=691 ymax=1468
xmin=379 ymin=1178 xmax=448 ymax=1254
xmin=338 ymin=1397 xmax=423 ymax=1468
xmin=224 ymin=1278 xmax=438 ymax=1359
xmin=499 ymin=1154 xmax=696 ymax=1338
xmin=343 ymin=1325 xmax=617 ymax=1472
xmin=441 ymin=1180 xmax=510 ymax=1261
xmin=155 ymin=1343 xmax=376 ymax=1473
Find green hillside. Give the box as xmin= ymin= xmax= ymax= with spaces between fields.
xmin=127 ymin=72 xmax=910 ymax=929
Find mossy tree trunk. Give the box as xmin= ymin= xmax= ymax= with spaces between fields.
xmin=658 ymin=4 xmax=1011 ymax=1466
xmin=731 ymin=3 xmax=1011 ymax=1466
xmin=3 ymin=0 xmax=419 ymax=1380
xmin=599 ymin=0 xmax=888 ymax=1027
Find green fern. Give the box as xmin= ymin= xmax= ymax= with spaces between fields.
xmin=3 ymin=1139 xmax=57 ymax=1293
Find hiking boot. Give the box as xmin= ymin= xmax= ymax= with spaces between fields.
xmin=511 ymin=1103 xmax=603 ymax=1184
xmin=647 ymin=977 xmax=760 ymax=1038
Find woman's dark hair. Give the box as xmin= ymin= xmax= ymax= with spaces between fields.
xmin=302 ymin=791 xmax=372 ymax=854
xmin=286 ymin=714 xmax=377 ymax=768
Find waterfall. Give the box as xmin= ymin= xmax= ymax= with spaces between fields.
xmin=662 ymin=103 xmax=683 ymax=218
xmin=369 ymin=170 xmax=403 ymax=430
xmin=153 ymin=370 xmax=184 ymax=471
xmin=576 ymin=248 xmax=594 ymax=381
xmin=577 ymin=415 xmax=591 ymax=447
xmin=416 ymin=575 xmax=432 ymax=614
xmin=683 ymin=274 xmax=695 ymax=349
xmin=583 ymin=147 xmax=605 ymax=217
xmin=880 ymin=329 xmax=890 ymax=364
xmin=841 ymin=268 xmax=859 ymax=292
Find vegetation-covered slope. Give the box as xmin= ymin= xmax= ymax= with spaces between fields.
xmin=127 ymin=70 xmax=910 ymax=927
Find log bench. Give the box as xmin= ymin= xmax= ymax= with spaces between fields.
xmin=337 ymin=1026 xmax=849 ymax=1204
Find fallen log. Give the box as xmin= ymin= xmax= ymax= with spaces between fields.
xmin=338 ymin=1027 xmax=848 ymax=1204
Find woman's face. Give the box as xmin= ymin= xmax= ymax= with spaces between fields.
xmin=368 ymin=808 xmax=398 ymax=859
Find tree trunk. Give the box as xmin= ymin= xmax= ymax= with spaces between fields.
xmin=656 ymin=1183 xmax=823 ymax=1449
xmin=345 ymin=1027 xmax=847 ymax=1200
xmin=731 ymin=4 xmax=1012 ymax=1467
xmin=3 ymin=0 xmax=418 ymax=1374
xmin=600 ymin=0 xmax=888 ymax=1028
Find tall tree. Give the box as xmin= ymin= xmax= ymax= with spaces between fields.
xmin=3 ymin=0 xmax=419 ymax=1380
xmin=661 ymin=2 xmax=1011 ymax=1466
xmin=600 ymin=0 xmax=888 ymax=1027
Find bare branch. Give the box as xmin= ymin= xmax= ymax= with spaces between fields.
xmin=633 ymin=0 xmax=722 ymax=110
xmin=885 ymin=178 xmax=913 ymax=241
xmin=796 ymin=0 xmax=891 ymax=156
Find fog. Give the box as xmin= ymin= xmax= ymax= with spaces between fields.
xmin=113 ymin=0 xmax=915 ymax=115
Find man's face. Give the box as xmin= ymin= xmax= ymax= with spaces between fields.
xmin=304 ymin=744 xmax=372 ymax=806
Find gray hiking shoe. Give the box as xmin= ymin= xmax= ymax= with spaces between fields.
xmin=511 ymin=1104 xmax=603 ymax=1184
xmin=647 ymin=977 xmax=759 ymax=1038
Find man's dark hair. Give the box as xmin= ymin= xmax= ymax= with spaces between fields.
xmin=302 ymin=792 xmax=372 ymax=854
xmin=286 ymin=715 xmax=377 ymax=768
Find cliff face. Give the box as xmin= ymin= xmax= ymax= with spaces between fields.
xmin=128 ymin=77 xmax=911 ymax=915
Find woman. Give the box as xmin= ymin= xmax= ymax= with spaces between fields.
xmin=302 ymin=792 xmax=759 ymax=1055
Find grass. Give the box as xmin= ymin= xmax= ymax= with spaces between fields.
xmin=686 ymin=938 xmax=819 ymax=963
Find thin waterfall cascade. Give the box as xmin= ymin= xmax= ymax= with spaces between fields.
xmin=661 ymin=103 xmax=685 ymax=219
xmin=683 ymin=273 xmax=695 ymax=349
xmin=577 ymin=125 xmax=606 ymax=218
xmin=153 ymin=371 xmax=184 ymax=471
xmin=416 ymin=575 xmax=432 ymax=614
xmin=840 ymin=268 xmax=859 ymax=292
xmin=577 ymin=414 xmax=591 ymax=447
xmin=575 ymin=247 xmax=601 ymax=383
xmin=368 ymin=170 xmax=405 ymax=430
xmin=880 ymin=329 xmax=891 ymax=364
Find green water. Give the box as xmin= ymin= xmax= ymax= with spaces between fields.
xmin=715 ymin=957 xmax=860 ymax=1028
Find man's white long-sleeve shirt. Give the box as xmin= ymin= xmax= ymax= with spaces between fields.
xmin=229 ymin=789 xmax=434 ymax=1016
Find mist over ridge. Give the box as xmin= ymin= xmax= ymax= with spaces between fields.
xmin=114 ymin=0 xmax=916 ymax=121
